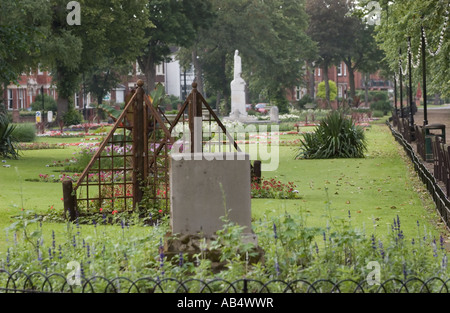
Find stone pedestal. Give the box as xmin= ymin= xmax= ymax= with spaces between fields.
xmin=269 ymin=106 xmax=279 ymax=123
xmin=169 ymin=152 xmax=254 ymax=239
xmin=230 ymin=77 xmax=247 ymax=118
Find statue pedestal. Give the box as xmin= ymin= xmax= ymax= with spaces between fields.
xmin=230 ymin=77 xmax=247 ymax=118
xmin=169 ymin=152 xmax=254 ymax=239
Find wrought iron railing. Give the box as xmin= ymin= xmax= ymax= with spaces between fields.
xmin=1 ymin=269 xmax=449 ymax=293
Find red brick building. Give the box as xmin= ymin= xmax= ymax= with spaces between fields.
xmin=3 ymin=68 xmax=56 ymax=112
xmin=286 ymin=61 xmax=392 ymax=108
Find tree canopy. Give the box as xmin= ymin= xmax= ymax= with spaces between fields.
xmin=375 ymin=0 xmax=449 ymax=97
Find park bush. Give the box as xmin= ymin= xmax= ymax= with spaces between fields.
xmin=62 ymin=108 xmax=83 ymax=126
xmin=0 ymin=113 xmax=19 ymax=159
xmin=11 ymin=123 xmax=36 ymax=142
xmin=30 ymin=94 xmax=57 ymax=112
xmin=370 ymin=100 xmax=392 ymax=115
xmin=296 ymin=110 xmax=367 ymax=159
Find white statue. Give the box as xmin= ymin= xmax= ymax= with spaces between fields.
xmin=230 ymin=50 xmax=247 ymax=119
xmin=234 ymin=50 xmax=242 ymax=79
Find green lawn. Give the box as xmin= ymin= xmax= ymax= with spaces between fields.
xmin=251 ymin=123 xmax=444 ymax=241
xmin=0 ymin=121 xmax=446 ymax=254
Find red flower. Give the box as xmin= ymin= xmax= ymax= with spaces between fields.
xmin=112 ymin=210 xmax=118 ymax=215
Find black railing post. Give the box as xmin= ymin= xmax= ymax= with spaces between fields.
xmin=421 ymin=25 xmax=428 ymax=126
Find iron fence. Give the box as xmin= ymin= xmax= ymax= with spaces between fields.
xmin=1 ymin=269 xmax=449 ymax=293
xmin=387 ymin=122 xmax=450 ymax=230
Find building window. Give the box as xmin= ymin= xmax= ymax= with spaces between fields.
xmin=18 ymin=88 xmax=24 ymax=109
xmin=337 ymin=63 xmax=347 ymax=76
xmin=156 ymin=63 xmax=164 ymax=75
xmin=74 ymin=93 xmax=80 ymax=108
xmin=136 ymin=61 xmax=142 ymax=75
xmin=7 ymin=89 xmax=13 ymax=110
xmin=338 ymin=85 xmax=343 ymax=98
xmin=316 ymin=68 xmax=321 ymax=77
xmin=295 ymin=86 xmax=305 ymax=101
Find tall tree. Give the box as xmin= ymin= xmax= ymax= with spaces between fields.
xmin=178 ymin=0 xmax=316 ymax=113
xmin=305 ymin=0 xmax=356 ymax=107
xmin=375 ymin=0 xmax=449 ymax=98
xmin=138 ymin=0 xmax=214 ymax=92
xmin=341 ymin=22 xmax=385 ymax=102
xmin=0 ymin=0 xmax=51 ymax=103
xmin=39 ymin=0 xmax=150 ymax=120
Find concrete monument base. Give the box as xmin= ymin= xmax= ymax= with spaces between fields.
xmin=169 ymin=152 xmax=254 ymax=239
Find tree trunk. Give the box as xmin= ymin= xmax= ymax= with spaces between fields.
xmin=55 ymin=69 xmax=70 ymax=122
xmin=308 ymin=62 xmax=315 ymax=99
xmin=57 ymin=97 xmax=69 ymax=122
xmin=139 ymin=56 xmax=156 ymax=92
xmin=146 ymin=63 xmax=157 ymax=92
xmin=322 ymin=64 xmax=331 ymax=109
xmin=216 ymin=92 xmax=221 ymax=112
xmin=192 ymin=48 xmax=204 ymax=95
xmin=345 ymin=58 xmax=356 ymax=102
xmin=364 ymin=73 xmax=369 ymax=107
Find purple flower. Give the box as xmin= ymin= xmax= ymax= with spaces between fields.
xmin=371 ymin=234 xmax=376 ymax=250
xmin=378 ymin=240 xmax=385 ymax=259
xmin=179 ymin=252 xmax=184 ymax=267
xmin=432 ymin=239 xmax=438 ymax=257
xmin=273 ymin=223 xmax=278 ymax=240
xmin=403 ymin=262 xmax=407 ymax=280
xmin=275 ymin=259 xmax=280 ymax=276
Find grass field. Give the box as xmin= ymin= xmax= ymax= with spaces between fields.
xmin=0 ymin=120 xmax=446 ymax=255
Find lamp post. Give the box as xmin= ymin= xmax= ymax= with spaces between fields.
xmin=408 ymin=37 xmax=415 ymax=140
xmin=399 ymin=48 xmax=404 ymax=118
xmin=40 ymin=85 xmax=45 ymax=133
xmin=421 ymin=26 xmax=428 ymax=126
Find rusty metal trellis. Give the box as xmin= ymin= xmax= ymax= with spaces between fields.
xmin=63 ymin=81 xmax=252 ymax=220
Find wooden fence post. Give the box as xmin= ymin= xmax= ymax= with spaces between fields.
xmin=62 ymin=180 xmax=77 ymax=221
xmin=253 ymin=160 xmax=261 ymax=183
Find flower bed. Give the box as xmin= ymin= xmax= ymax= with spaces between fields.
xmin=251 ymin=177 xmax=300 ymax=199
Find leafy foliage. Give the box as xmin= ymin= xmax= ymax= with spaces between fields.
xmin=375 ymin=0 xmax=450 ymax=97
xmin=296 ymin=110 xmax=367 ymax=159
xmin=62 ymin=108 xmax=83 ymax=126
xmin=11 ymin=123 xmax=36 ymax=143
xmin=317 ymin=80 xmax=337 ymax=101
xmin=30 ymin=94 xmax=57 ymax=112
xmin=0 ymin=113 xmax=19 ymax=159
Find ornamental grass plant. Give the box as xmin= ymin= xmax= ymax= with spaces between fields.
xmin=296 ymin=110 xmax=367 ymax=159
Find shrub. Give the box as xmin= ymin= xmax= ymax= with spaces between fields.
xmin=295 ymin=94 xmax=315 ymax=110
xmin=11 ymin=123 xmax=36 ymax=142
xmin=296 ymin=110 xmax=367 ymax=159
xmin=30 ymin=94 xmax=57 ymax=112
xmin=370 ymin=100 xmax=391 ymax=115
xmin=372 ymin=110 xmax=385 ymax=118
xmin=317 ymin=80 xmax=337 ymax=101
xmin=62 ymin=108 xmax=83 ymax=126
xmin=0 ymin=114 xmax=19 ymax=159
